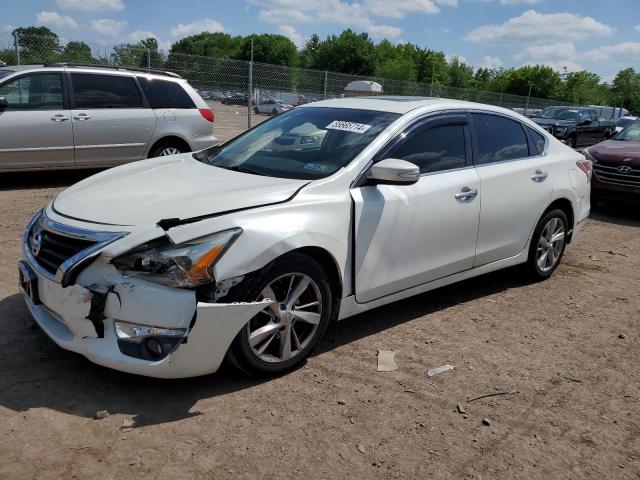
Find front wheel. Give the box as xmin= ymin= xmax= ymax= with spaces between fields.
xmin=526 ymin=209 xmax=568 ymax=280
xmin=227 ymin=253 xmax=333 ymax=376
xmin=149 ymin=142 xmax=186 ymax=158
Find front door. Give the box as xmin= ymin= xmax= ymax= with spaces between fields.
xmin=69 ymin=72 xmax=156 ymax=166
xmin=352 ymin=114 xmax=481 ymax=303
xmin=0 ymin=72 xmax=74 ymax=170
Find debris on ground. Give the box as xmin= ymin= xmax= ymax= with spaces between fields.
xmin=120 ymin=418 xmax=134 ymax=432
xmin=482 ymin=418 xmax=492 ymax=426
xmin=427 ymin=364 xmax=455 ymax=377
xmin=337 ymin=399 xmax=347 ymax=405
xmin=94 ymin=410 xmax=110 ymax=420
xmin=457 ymin=404 xmax=466 ymax=414
xmin=618 ymin=333 xmax=626 ymax=339
xmin=377 ymin=350 xmax=398 ymax=372
xmin=467 ymin=390 xmax=513 ymax=402
xmin=357 ymin=444 xmax=367 ymax=454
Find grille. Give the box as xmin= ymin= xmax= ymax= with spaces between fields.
xmin=593 ymin=163 xmax=640 ymax=188
xmin=31 ymin=229 xmax=97 ymax=275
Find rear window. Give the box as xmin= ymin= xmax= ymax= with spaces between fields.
xmin=137 ymin=77 xmax=195 ymax=109
xmin=472 ymin=113 xmax=529 ymax=164
xmin=71 ymin=73 xmax=142 ymax=109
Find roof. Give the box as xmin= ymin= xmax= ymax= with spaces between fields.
xmin=0 ymin=64 xmax=182 ymax=80
xmin=301 ymin=96 xmax=482 ymax=115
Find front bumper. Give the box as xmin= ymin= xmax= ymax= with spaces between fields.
xmin=19 ymin=256 xmax=268 ymax=379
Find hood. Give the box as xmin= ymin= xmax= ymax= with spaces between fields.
xmin=53 ymin=156 xmax=308 ymax=227
xmin=531 ymin=118 xmax=575 ymax=128
xmin=589 ymin=140 xmax=640 ymax=167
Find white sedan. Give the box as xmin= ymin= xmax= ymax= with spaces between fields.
xmin=254 ymin=99 xmax=293 ymax=115
xmin=19 ymin=97 xmax=591 ymax=378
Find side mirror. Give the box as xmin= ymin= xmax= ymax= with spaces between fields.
xmin=0 ymin=96 xmax=7 ymax=110
xmin=367 ymin=158 xmax=420 ymax=185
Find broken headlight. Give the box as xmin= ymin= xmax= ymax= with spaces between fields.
xmin=112 ymin=228 xmax=241 ymax=288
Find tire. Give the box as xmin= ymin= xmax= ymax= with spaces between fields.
xmin=565 ymin=136 xmax=577 ymax=149
xmin=227 ymin=253 xmax=333 ymax=377
xmin=254 ymin=107 xmax=259 ymax=114
xmin=271 ymin=108 xmax=278 ymax=116
xmin=149 ymin=141 xmax=186 ymax=158
xmin=526 ymin=208 xmax=568 ymax=280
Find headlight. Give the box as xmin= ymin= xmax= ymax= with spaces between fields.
xmin=112 ymin=228 xmax=241 ymax=288
xmin=583 ymin=148 xmax=597 ymax=164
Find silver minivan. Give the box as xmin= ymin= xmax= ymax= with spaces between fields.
xmin=0 ymin=64 xmax=218 ymax=172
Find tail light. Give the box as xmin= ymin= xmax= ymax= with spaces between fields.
xmin=199 ymin=108 xmax=214 ymax=122
xmin=576 ymin=159 xmax=592 ymax=183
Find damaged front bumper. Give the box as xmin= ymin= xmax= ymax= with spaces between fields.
xmin=19 ymin=258 xmax=269 ymax=379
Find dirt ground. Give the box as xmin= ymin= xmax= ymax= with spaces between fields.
xmin=0 ymin=169 xmax=639 ymax=480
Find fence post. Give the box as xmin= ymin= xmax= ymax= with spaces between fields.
xmin=323 ymin=70 xmax=328 ymax=98
xmin=499 ymin=93 xmax=503 ymax=107
xmin=247 ymin=38 xmax=254 ymax=130
xmin=146 ymin=49 xmax=151 ymax=71
xmin=13 ymin=31 xmax=20 ymax=66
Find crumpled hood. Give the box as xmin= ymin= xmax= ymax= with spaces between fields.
xmin=590 ymin=140 xmax=640 ymax=167
xmin=53 ymin=156 xmax=308 ymax=226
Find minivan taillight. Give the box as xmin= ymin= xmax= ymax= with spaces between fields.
xmin=199 ymin=108 xmax=214 ymax=122
xmin=576 ymin=159 xmax=592 ymax=183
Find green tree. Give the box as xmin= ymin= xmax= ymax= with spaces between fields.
xmin=112 ymin=37 xmax=164 ymax=68
xmin=61 ymin=41 xmax=94 ymax=63
xmin=503 ymin=65 xmax=563 ymax=99
xmin=300 ymin=34 xmax=321 ymax=69
xmin=236 ymin=34 xmax=298 ymax=66
xmin=611 ymin=68 xmax=640 ymax=113
xmin=562 ymin=71 xmax=603 ymax=104
xmin=447 ymin=56 xmax=474 ymax=88
xmin=13 ymin=26 xmax=61 ymax=63
xmin=311 ymin=29 xmax=375 ymax=75
xmin=415 ymin=50 xmax=448 ymax=87
xmin=170 ymin=32 xmax=242 ymax=59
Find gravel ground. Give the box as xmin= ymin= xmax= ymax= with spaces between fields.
xmin=0 ymin=169 xmax=639 ymax=480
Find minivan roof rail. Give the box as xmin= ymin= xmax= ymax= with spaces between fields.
xmin=43 ymin=62 xmax=182 ymax=79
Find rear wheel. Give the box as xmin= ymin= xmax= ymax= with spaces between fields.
xmin=227 ymin=253 xmax=332 ymax=376
xmin=271 ymin=108 xmax=278 ymax=116
xmin=526 ymin=209 xmax=568 ymax=280
xmin=149 ymin=141 xmax=187 ymax=158
xmin=565 ymin=136 xmax=577 ymax=148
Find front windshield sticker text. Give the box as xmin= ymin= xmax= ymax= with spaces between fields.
xmin=325 ymin=121 xmax=372 ymax=134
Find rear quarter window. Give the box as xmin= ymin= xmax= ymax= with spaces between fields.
xmin=527 ymin=127 xmax=546 ymax=156
xmin=137 ymin=77 xmax=195 ymax=109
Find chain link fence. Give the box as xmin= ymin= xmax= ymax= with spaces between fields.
xmin=1 ymin=31 xmax=621 ymax=142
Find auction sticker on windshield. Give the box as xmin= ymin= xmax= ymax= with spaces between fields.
xmin=325 ymin=121 xmax=372 ymax=134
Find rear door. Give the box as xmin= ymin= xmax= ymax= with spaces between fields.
xmin=69 ymin=72 xmax=156 ymax=166
xmin=0 ymin=72 xmax=74 ymax=170
xmin=352 ymin=113 xmax=481 ymax=303
xmin=470 ymin=112 xmax=553 ymax=266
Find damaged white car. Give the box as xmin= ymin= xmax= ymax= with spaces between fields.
xmin=19 ymin=97 xmax=591 ymax=378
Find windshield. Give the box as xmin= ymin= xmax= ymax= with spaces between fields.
xmin=538 ymin=108 xmax=580 ymax=121
xmin=616 ymin=117 xmax=635 ymax=128
xmin=613 ymin=120 xmax=640 ymax=142
xmin=195 ymin=107 xmax=399 ymax=180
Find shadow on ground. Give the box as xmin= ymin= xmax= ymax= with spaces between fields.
xmin=0 ymin=267 xmax=528 ymax=428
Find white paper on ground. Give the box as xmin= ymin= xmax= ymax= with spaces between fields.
xmin=377 ymin=350 xmax=398 ymax=372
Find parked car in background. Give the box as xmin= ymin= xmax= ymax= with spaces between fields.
xmin=254 ymin=98 xmax=293 ymax=115
xmin=614 ymin=116 xmax=638 ymax=134
xmin=221 ymin=93 xmax=248 ymax=105
xmin=585 ymin=119 xmax=640 ymax=203
xmin=0 ymin=64 xmax=217 ymax=172
xmin=531 ymin=106 xmax=614 ymax=148
xmin=276 ymin=92 xmax=305 ymax=106
xmin=19 ymin=97 xmax=590 ymax=378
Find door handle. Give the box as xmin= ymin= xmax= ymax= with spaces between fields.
xmin=50 ymin=114 xmax=68 ymax=122
xmin=455 ymin=187 xmax=478 ymax=202
xmin=531 ymin=169 xmax=548 ymax=182
xmin=73 ymin=113 xmax=91 ymax=121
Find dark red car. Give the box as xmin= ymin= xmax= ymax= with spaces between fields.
xmin=585 ymin=119 xmax=640 ymax=203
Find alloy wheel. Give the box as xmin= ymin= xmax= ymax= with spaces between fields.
xmin=536 ymin=217 xmax=566 ymax=272
xmin=159 ymin=146 xmax=181 ymax=156
xmin=246 ymin=273 xmax=322 ymax=364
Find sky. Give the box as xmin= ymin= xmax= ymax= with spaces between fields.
xmin=1 ymin=0 xmax=639 ymax=81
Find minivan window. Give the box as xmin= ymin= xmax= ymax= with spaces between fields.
xmin=387 ymin=124 xmax=467 ymax=174
xmin=527 ymin=127 xmax=546 ymax=156
xmin=137 ymin=77 xmax=195 ymax=109
xmin=472 ymin=113 xmax=529 ymax=164
xmin=0 ymin=73 xmax=63 ymax=110
xmin=71 ymin=73 xmax=142 ymax=109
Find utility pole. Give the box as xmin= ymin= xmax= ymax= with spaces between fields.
xmin=524 ymin=82 xmax=532 ymax=117
xmin=323 ymin=70 xmax=328 ymax=98
xmin=247 ymin=38 xmax=253 ymax=129
xmin=430 ymin=64 xmax=435 ymax=97
xmin=13 ymin=31 xmax=20 ymax=66
xmin=146 ymin=49 xmax=151 ymax=71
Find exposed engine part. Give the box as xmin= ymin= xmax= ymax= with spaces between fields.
xmin=213 ymin=275 xmax=245 ymax=302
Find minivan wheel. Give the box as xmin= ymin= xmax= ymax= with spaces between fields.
xmin=149 ymin=142 xmax=186 ymax=158
xmin=527 ymin=209 xmax=568 ymax=280
xmin=227 ymin=253 xmax=332 ymax=376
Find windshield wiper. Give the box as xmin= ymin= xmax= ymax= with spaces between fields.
xmin=216 ymin=165 xmax=268 ymax=176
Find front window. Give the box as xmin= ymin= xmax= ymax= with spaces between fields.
xmin=195 ymin=107 xmax=399 ymax=180
xmin=613 ymin=120 xmax=640 ymax=142
xmin=0 ymin=73 xmax=63 ymax=110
